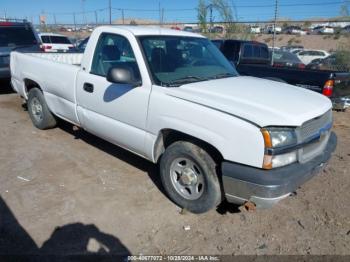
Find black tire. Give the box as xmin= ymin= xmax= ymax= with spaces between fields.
xmin=27 ymin=88 xmax=57 ymax=130
xmin=160 ymin=141 xmax=222 ymax=214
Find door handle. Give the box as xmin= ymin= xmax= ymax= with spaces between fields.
xmin=83 ymin=83 xmax=94 ymax=93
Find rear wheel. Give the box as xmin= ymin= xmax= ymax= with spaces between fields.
xmin=27 ymin=88 xmax=57 ymax=129
xmin=160 ymin=141 xmax=222 ymax=213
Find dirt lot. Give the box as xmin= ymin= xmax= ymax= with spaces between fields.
xmin=0 ymin=83 xmax=349 ymax=256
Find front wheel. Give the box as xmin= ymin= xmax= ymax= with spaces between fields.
xmin=160 ymin=141 xmax=222 ymax=213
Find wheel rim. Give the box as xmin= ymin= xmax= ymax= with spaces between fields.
xmin=169 ymin=157 xmax=205 ymax=200
xmin=30 ymin=97 xmax=43 ymax=122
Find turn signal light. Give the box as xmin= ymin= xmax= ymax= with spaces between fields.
xmin=261 ymin=128 xmax=272 ymax=148
xmin=323 ymin=80 xmax=334 ymax=97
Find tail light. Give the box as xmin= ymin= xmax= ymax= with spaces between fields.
xmin=41 ymin=45 xmax=52 ymax=51
xmin=323 ymin=80 xmax=334 ymax=97
xmin=298 ymin=63 xmax=305 ymax=69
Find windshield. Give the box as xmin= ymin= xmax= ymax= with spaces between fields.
xmin=0 ymin=26 xmax=37 ymax=47
xmin=139 ymin=36 xmax=238 ymax=87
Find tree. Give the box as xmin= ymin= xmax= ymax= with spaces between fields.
xmin=211 ymin=0 xmax=235 ymax=36
xmin=197 ymin=0 xmax=208 ymax=33
xmin=340 ymin=0 xmax=350 ymax=17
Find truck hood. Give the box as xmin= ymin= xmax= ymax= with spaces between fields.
xmin=166 ymin=76 xmax=332 ymax=127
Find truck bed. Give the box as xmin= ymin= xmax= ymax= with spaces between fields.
xmin=25 ymin=52 xmax=83 ymax=66
xmin=10 ymin=51 xmax=81 ymax=124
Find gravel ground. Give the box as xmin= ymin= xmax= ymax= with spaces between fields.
xmin=0 ymin=83 xmax=349 ymax=256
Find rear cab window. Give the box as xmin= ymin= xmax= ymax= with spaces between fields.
xmin=241 ymin=43 xmax=269 ymax=63
xmin=0 ymin=23 xmax=38 ymax=47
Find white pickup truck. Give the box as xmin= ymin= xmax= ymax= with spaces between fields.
xmin=11 ymin=26 xmax=337 ymax=213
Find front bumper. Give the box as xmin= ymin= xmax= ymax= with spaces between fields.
xmin=222 ymin=132 xmax=337 ymax=208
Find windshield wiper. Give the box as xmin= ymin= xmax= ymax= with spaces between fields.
xmin=208 ymin=73 xmax=235 ymax=80
xmin=165 ymin=76 xmax=205 ymax=87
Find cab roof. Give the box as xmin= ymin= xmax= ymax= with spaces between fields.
xmin=96 ymin=25 xmax=205 ymax=38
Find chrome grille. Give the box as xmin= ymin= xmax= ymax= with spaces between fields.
xmin=297 ymin=110 xmax=332 ymax=163
xmin=300 ymin=110 xmax=332 ymax=142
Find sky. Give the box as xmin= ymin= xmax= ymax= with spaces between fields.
xmin=1 ymin=0 xmax=347 ymax=24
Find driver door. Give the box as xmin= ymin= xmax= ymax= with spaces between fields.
xmin=76 ymin=33 xmax=150 ymax=157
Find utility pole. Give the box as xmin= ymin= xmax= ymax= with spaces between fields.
xmin=158 ymin=2 xmax=161 ymax=26
xmin=271 ymin=0 xmax=278 ymax=66
xmin=161 ymin=8 xmax=164 ymax=25
xmin=121 ymin=9 xmax=124 ymax=24
xmin=94 ymin=10 xmax=98 ymax=25
xmin=73 ymin=12 xmax=77 ymax=32
xmin=109 ymin=0 xmax=112 ymax=24
xmin=206 ymin=4 xmax=213 ymax=39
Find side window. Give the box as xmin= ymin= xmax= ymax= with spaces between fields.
xmin=90 ymin=33 xmax=140 ymax=80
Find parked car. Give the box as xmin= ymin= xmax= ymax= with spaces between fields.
xmin=0 ymin=19 xmax=40 ymax=80
xmin=250 ymin=26 xmax=261 ymax=34
xmin=297 ymin=49 xmax=330 ymax=65
xmin=183 ymin=26 xmax=193 ymax=32
xmin=209 ymin=26 xmax=224 ymax=33
xmin=271 ymin=50 xmax=305 ymax=69
xmin=75 ymin=37 xmax=89 ymax=52
xmin=342 ymin=25 xmax=350 ymax=34
xmin=10 ymin=26 xmax=337 ymax=213
xmin=280 ymin=45 xmax=304 ymax=51
xmin=290 ymin=49 xmax=304 ymax=55
xmin=266 ymin=25 xmax=282 ymax=34
xmin=283 ymin=26 xmax=306 ymax=35
xmin=39 ymin=33 xmax=75 ymax=52
xmin=307 ymin=54 xmax=350 ymax=72
xmin=212 ymin=39 xmax=350 ymax=110
xmin=313 ymin=26 xmax=334 ymax=34
xmin=170 ymin=26 xmax=181 ymax=31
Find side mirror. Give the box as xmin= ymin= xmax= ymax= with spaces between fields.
xmin=106 ymin=66 xmax=141 ymax=87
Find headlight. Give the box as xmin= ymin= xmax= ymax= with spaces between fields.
xmin=261 ymin=128 xmax=297 ymax=148
xmin=261 ymin=128 xmax=298 ymax=169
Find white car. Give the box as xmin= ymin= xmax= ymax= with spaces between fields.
xmin=297 ymin=49 xmax=330 ymax=65
xmin=266 ymin=25 xmax=282 ymax=34
xmin=10 ymin=26 xmax=336 ymax=213
xmin=284 ymin=26 xmax=306 ymax=35
xmin=313 ymin=26 xmax=334 ymax=34
xmin=250 ymin=26 xmax=261 ymax=34
xmin=39 ymin=33 xmax=74 ymax=52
